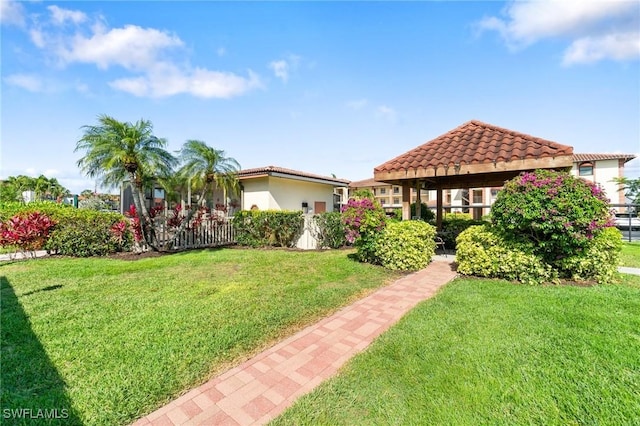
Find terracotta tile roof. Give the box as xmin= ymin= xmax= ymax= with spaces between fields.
xmin=348 ymin=178 xmax=389 ymax=188
xmin=573 ymin=153 xmax=636 ymax=163
xmin=238 ymin=165 xmax=350 ymax=186
xmin=374 ymin=120 xmax=574 ymax=173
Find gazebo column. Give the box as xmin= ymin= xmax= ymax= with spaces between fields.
xmin=415 ymin=180 xmax=421 ymax=219
xmin=436 ymin=185 xmax=443 ymax=231
xmin=402 ymin=182 xmax=411 ymax=220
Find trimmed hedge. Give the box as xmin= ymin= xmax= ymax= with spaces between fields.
xmin=375 ymin=220 xmax=436 ymax=271
xmin=555 ymin=227 xmax=622 ymax=284
xmin=0 ymin=201 xmax=132 ymax=257
xmin=456 ymin=225 xmax=557 ymax=285
xmin=233 ymin=210 xmax=304 ymax=248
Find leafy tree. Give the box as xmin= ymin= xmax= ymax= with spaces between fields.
xmin=75 ymin=115 xmax=177 ymax=250
xmin=613 ymin=177 xmax=640 ymax=206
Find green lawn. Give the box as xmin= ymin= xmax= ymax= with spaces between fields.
xmin=272 ymin=275 xmax=640 ymax=426
xmin=0 ymin=248 xmax=401 ymax=425
xmin=621 ymin=242 xmax=640 ymax=268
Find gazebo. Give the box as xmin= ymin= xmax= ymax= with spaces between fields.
xmin=373 ymin=120 xmax=574 ymax=228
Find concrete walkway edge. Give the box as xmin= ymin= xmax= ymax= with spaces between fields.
xmin=132 ymin=259 xmax=458 ymax=426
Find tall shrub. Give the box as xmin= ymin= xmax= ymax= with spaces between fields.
xmin=341 ymin=198 xmax=386 ymax=263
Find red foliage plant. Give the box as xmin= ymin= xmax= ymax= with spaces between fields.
xmin=0 ymin=211 xmax=57 ymax=251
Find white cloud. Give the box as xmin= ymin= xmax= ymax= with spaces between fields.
xmin=0 ymin=0 xmax=25 ymax=27
xmin=109 ymin=64 xmax=263 ymax=98
xmin=269 ymin=60 xmax=290 ymax=82
xmin=563 ymin=31 xmax=640 ymax=65
xmin=4 ymin=73 xmax=43 ymax=92
xmin=10 ymin=4 xmax=262 ymax=99
xmin=269 ymin=54 xmax=301 ymax=82
xmin=58 ymin=24 xmax=184 ymax=71
xmin=477 ymin=0 xmax=640 ymax=65
xmin=47 ymin=5 xmax=87 ymax=26
xmin=375 ymin=105 xmax=397 ymax=123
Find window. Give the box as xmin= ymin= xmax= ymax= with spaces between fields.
xmin=380 ymin=188 xmax=386 ymax=195
xmin=472 ymin=189 xmax=483 ymax=204
xmin=445 ymin=190 xmax=452 ymax=205
xmin=393 ymin=186 xmax=400 ymax=194
xmin=393 ymin=197 xmax=400 ymax=205
xmin=579 ymin=162 xmax=593 ymax=176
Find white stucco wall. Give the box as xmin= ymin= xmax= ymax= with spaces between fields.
xmin=241 ymin=177 xmax=277 ymax=210
xmin=241 ymin=175 xmax=340 ymax=212
xmin=571 ymin=159 xmax=623 ymax=204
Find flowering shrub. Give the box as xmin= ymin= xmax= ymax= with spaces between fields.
xmin=375 ymin=220 xmax=436 ymax=271
xmin=491 ymin=170 xmax=614 ymax=264
xmin=0 ymin=212 xmax=56 ymax=253
xmin=341 ymin=197 xmax=386 ymax=263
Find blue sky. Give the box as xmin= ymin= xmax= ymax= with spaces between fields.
xmin=2 ymin=0 xmax=639 ymax=194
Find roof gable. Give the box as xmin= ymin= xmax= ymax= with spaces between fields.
xmin=375 ymin=120 xmax=573 ymax=174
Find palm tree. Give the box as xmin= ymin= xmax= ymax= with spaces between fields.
xmin=75 ymin=115 xmax=177 ymax=249
xmin=178 ymin=139 xmax=241 ymax=208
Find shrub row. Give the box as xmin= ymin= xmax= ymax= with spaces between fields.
xmin=233 ymin=210 xmax=304 ymax=248
xmin=0 ymin=202 xmax=132 ymax=257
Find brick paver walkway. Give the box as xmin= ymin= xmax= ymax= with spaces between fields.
xmin=132 ymin=259 xmax=457 ymax=426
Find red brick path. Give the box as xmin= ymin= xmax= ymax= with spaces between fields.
xmin=132 ymin=259 xmax=457 ymax=426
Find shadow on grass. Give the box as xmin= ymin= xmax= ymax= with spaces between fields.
xmin=1 ymin=277 xmax=81 ymax=425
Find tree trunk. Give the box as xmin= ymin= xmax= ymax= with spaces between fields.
xmin=129 ymin=178 xmax=159 ymax=251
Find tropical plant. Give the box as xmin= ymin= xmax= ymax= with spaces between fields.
xmin=613 ymin=177 xmax=640 ymax=206
xmin=75 ymin=115 xmax=177 ymax=250
xmin=175 ymin=139 xmax=240 ymax=219
xmin=0 ymin=175 xmax=70 ymax=203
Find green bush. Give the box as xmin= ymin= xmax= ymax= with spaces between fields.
xmin=555 ymin=227 xmax=622 ymax=284
xmin=46 ymin=213 xmax=132 ymax=257
xmin=341 ymin=197 xmax=387 ymax=263
xmin=313 ymin=212 xmax=346 ymax=249
xmin=233 ymin=210 xmax=304 ymax=248
xmin=456 ymin=225 xmax=557 ymax=285
xmin=0 ymin=202 xmax=132 ymax=257
xmin=410 ymin=202 xmax=435 ymax=223
xmin=491 ymin=170 xmax=613 ymax=264
xmin=440 ymin=214 xmax=486 ymax=249
xmin=375 ymin=220 xmax=436 ymax=271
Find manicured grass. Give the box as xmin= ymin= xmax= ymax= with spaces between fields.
xmin=272 ymin=275 xmax=640 ymax=426
xmin=1 ymin=248 xmax=401 ymax=425
xmin=621 ymin=242 xmax=640 ymax=268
